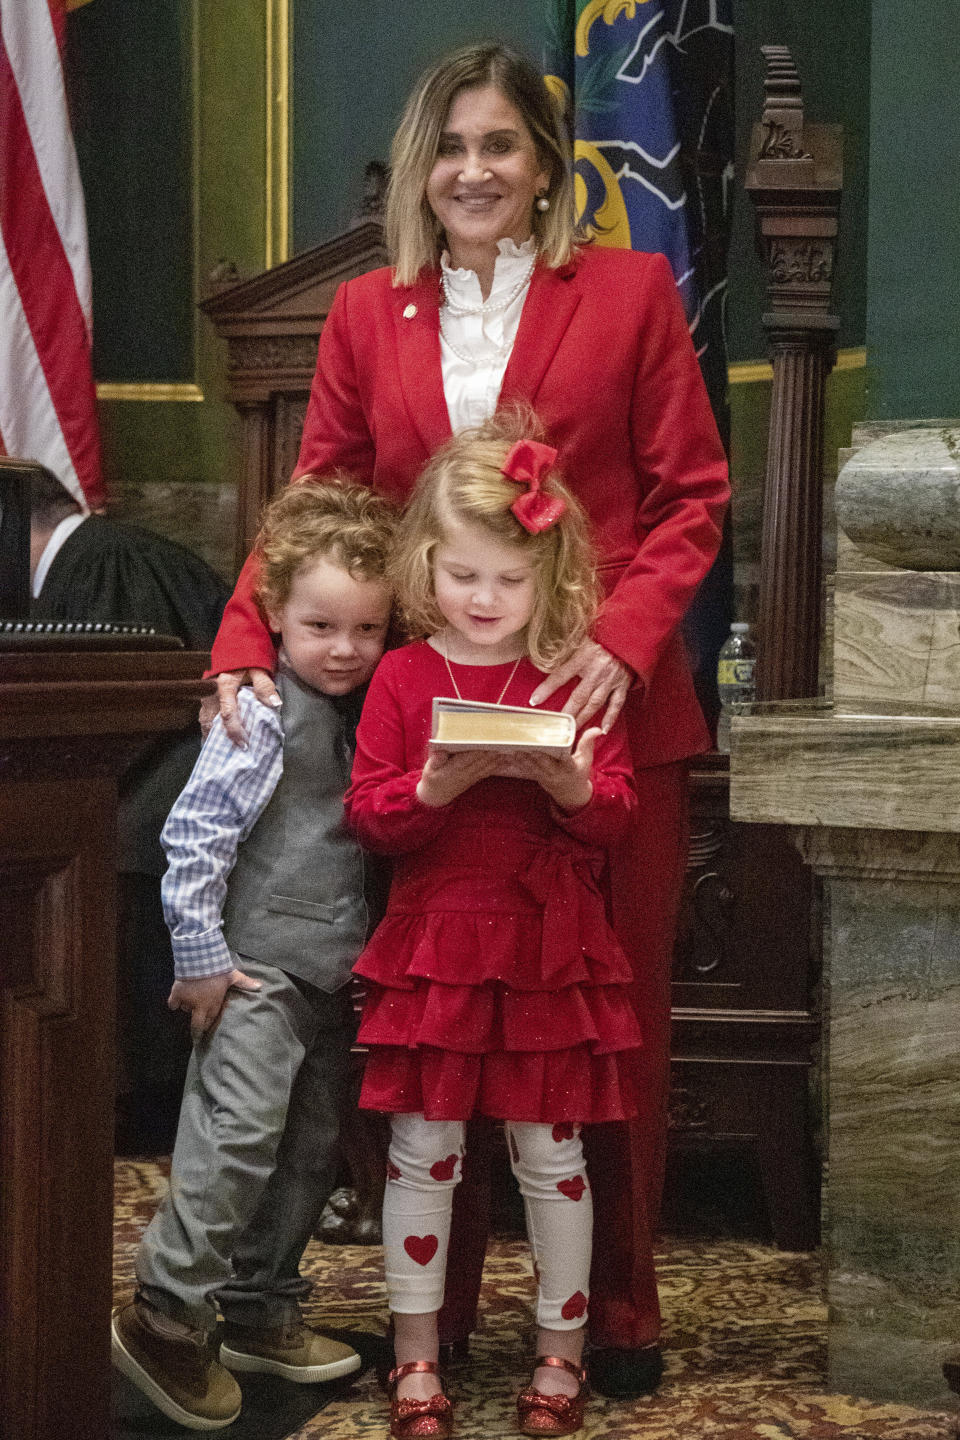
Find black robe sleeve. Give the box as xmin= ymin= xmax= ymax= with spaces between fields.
xmin=34 ymin=515 xmax=232 ymax=875
xmin=32 ymin=514 xmax=231 ymax=649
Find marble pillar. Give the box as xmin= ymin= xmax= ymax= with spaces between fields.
xmin=730 ymin=424 xmax=960 ymax=1410
xmin=800 ymin=827 xmax=960 ymax=1408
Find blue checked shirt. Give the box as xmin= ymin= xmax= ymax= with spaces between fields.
xmin=160 ymin=689 xmax=284 ymax=980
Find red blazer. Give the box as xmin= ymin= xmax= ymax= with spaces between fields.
xmin=211 ymin=245 xmax=729 ymax=768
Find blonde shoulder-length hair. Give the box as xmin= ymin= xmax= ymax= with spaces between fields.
xmin=387 ymin=43 xmax=578 ymax=287
xmin=392 ymin=409 xmax=598 ymax=671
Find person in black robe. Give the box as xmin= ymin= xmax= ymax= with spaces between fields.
xmin=31 ymin=469 xmax=231 ymax=1151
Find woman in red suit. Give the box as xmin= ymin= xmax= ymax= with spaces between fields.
xmin=210 ymin=41 xmax=729 ymax=1402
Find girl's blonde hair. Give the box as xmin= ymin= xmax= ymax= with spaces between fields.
xmin=254 ymin=476 xmax=398 ymax=616
xmin=387 ymin=43 xmax=578 ymax=286
xmin=393 ymin=410 xmax=597 ymax=670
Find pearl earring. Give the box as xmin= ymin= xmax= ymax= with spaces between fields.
xmin=536 ymin=194 xmax=550 ymax=212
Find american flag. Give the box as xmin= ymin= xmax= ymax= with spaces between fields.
xmin=0 ymin=0 xmax=103 ymax=509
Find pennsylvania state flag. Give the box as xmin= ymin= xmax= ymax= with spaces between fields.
xmin=545 ymin=0 xmax=735 ymax=717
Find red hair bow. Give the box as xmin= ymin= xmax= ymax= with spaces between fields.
xmin=501 ymin=439 xmax=566 ymax=534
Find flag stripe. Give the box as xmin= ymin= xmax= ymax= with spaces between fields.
xmin=0 ymin=225 xmax=84 ymax=505
xmin=0 ymin=1 xmax=102 ymax=507
xmin=2 ymin=0 xmax=91 ymax=323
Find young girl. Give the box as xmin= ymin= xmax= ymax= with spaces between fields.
xmin=345 ymin=415 xmax=642 ymax=1439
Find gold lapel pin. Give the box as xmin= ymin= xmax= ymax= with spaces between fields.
xmin=402 ymin=303 xmax=417 ymax=319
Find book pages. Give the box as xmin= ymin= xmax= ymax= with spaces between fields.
xmin=429 ymin=696 xmax=575 ymax=754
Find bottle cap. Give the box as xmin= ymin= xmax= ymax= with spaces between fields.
xmin=731 ymin=622 xmax=750 ymax=633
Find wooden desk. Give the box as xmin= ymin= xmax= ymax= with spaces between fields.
xmin=0 ymin=650 xmax=211 ymax=1440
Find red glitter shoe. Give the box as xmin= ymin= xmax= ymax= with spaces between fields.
xmin=387 ymin=1360 xmax=454 ymax=1439
xmin=516 ymin=1355 xmax=589 ymax=1436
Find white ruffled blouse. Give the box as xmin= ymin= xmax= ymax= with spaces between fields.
xmin=439 ymin=235 xmax=536 ymax=434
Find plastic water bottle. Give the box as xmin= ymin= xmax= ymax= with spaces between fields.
xmin=716 ymin=622 xmax=756 ymax=754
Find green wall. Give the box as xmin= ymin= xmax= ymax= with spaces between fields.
xmin=70 ymin=0 xmax=268 ymax=501
xmin=68 ymin=0 xmax=194 ymax=382
xmin=865 ymin=0 xmax=960 ymax=419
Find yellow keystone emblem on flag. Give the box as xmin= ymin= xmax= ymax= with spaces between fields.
xmin=575 ymin=0 xmax=654 ymax=57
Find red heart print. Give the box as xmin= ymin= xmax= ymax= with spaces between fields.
xmin=386 ymin=1161 xmax=401 ymax=1181
xmin=561 ymin=1291 xmax=587 ymax=1320
xmin=429 ymin=1154 xmax=458 ymax=1182
xmin=404 ymin=1234 xmax=439 ymax=1266
xmin=556 ymin=1175 xmax=587 ymax=1202
xmin=552 ymin=1122 xmax=575 ymax=1142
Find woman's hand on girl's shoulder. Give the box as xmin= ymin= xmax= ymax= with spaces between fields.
xmin=209 ymin=668 xmax=281 ymax=745
xmin=493 ymin=727 xmax=603 ymax=812
xmin=528 ymin=639 xmax=632 ymax=733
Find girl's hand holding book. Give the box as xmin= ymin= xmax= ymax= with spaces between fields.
xmin=493 ymin=726 xmax=603 ymax=812
xmin=417 ymin=747 xmax=499 ymax=808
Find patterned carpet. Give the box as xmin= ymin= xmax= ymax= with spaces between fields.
xmin=114 ymin=1159 xmax=958 ymax=1440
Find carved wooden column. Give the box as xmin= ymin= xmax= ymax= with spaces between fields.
xmin=746 ymin=47 xmax=842 ymax=700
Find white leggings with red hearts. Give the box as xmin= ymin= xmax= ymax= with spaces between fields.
xmin=383 ymin=1112 xmax=592 ymax=1329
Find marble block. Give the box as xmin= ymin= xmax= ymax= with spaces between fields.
xmin=834 ymin=570 xmax=960 ymax=705
xmin=798 ymin=828 xmax=960 ymax=1408
xmin=835 ymin=427 xmax=960 ymax=571
xmin=730 ymin=708 xmax=960 ymax=834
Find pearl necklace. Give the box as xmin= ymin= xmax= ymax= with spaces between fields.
xmin=438 ymin=309 xmax=514 ymax=367
xmin=440 ymin=634 xmax=523 ymax=706
xmin=440 ymin=252 xmax=536 ymax=318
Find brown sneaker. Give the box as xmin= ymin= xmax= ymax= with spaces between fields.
xmin=220 ymin=1320 xmax=362 ymax=1383
xmin=111 ymin=1299 xmax=242 ymax=1431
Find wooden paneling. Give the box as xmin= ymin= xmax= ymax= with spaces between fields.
xmin=671 ymin=755 xmax=821 ymax=1250
xmin=0 ymin=650 xmax=211 ymax=1440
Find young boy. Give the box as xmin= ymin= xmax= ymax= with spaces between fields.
xmin=112 ymin=479 xmax=396 ymax=1431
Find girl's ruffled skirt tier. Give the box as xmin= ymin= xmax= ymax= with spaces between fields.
xmin=355 ymin=846 xmax=643 ymax=1123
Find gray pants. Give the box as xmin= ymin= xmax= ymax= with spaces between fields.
xmin=137 ymin=960 xmax=353 ymax=1331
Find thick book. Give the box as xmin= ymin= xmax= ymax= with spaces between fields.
xmin=429 ymin=696 xmax=575 ymax=755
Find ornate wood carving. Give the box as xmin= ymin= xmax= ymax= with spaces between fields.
xmin=746 ymin=47 xmax=843 ymax=701
xmin=0 ymin=649 xmax=212 ymax=1440
xmin=670 ymin=756 xmax=821 ymax=1249
xmin=226 ymin=334 xmax=322 ymax=375
xmin=756 ymin=46 xmax=812 ymax=160
xmin=349 ymin=159 xmax=389 ymax=227
xmin=200 ymin=215 xmax=388 ymax=567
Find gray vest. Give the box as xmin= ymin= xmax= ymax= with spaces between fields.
xmin=221 ymin=669 xmax=366 ymax=991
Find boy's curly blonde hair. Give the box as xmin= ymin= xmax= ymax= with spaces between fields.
xmin=392 ymin=410 xmax=598 ymax=670
xmin=254 ymin=475 xmax=398 ymax=617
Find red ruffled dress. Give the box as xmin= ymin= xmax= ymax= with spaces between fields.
xmin=345 ymin=642 xmax=643 ymax=1124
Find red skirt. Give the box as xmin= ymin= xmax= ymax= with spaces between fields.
xmin=354 ymin=834 xmax=643 ymax=1124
